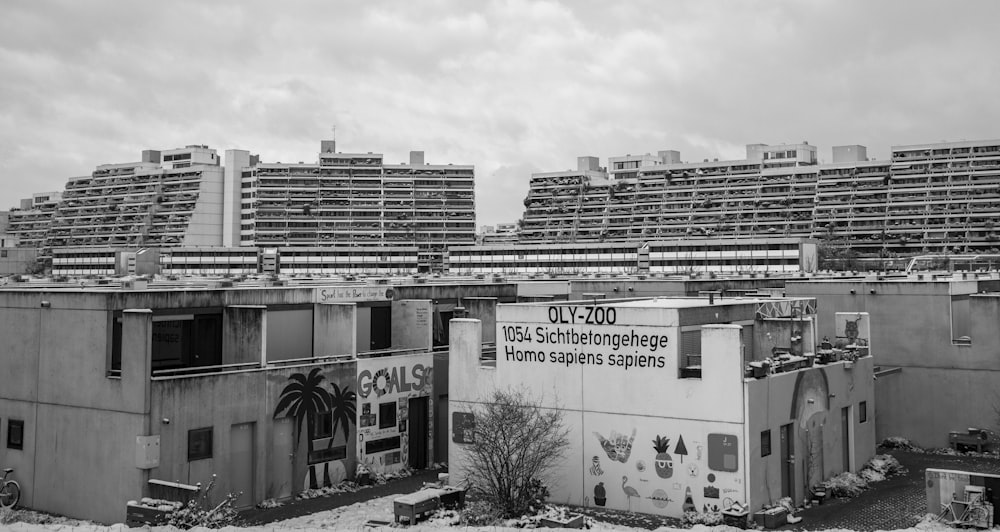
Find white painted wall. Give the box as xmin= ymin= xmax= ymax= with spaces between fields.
xmin=356 ymin=353 xmax=434 ymax=474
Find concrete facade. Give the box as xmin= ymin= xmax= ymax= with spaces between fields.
xmin=0 ymin=280 xmax=510 ymax=523
xmin=448 ymin=298 xmax=875 ymax=519
xmin=786 ymin=275 xmax=1000 ymax=448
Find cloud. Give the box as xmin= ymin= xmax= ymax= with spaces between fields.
xmin=2 ymin=0 xmax=1000 ymax=227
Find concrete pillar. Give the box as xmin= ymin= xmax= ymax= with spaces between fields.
xmin=121 ymin=309 xmax=153 ymax=417
xmin=447 ymin=318 xmax=484 ymax=490
xmin=462 ymin=297 xmax=497 ymax=343
xmin=702 ymin=324 xmax=744 ymax=387
xmin=223 ymin=305 xmax=266 ymax=365
xmin=314 ymin=303 xmax=357 ymax=357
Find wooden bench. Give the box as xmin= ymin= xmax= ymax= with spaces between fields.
xmin=393 ymin=486 xmax=466 ymax=525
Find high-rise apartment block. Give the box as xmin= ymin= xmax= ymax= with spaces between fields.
xmin=234 ymin=142 xmax=475 ymax=270
xmin=520 ymin=139 xmax=1000 ymax=255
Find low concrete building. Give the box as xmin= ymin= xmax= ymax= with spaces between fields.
xmin=0 ymin=280 xmax=509 ymax=523
xmin=449 ymin=297 xmax=875 ymax=519
xmin=787 ymin=273 xmax=1000 ymax=448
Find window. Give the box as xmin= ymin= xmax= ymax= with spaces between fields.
xmin=188 ymin=427 xmax=213 ymax=461
xmin=859 ymin=401 xmax=868 ymax=424
xmin=308 ymin=445 xmax=346 ymax=464
xmin=678 ymin=328 xmax=702 ymax=379
xmin=951 ymin=295 xmax=972 ymax=345
xmin=314 ymin=412 xmax=333 ymax=439
xmin=761 ymin=430 xmax=771 ymax=457
xmin=365 ymin=436 xmax=401 ymax=454
xmin=379 ymin=402 xmax=397 ymax=429
xmin=1 ymin=250 xmax=6 ymax=258
xmin=7 ymin=420 xmax=23 ymax=450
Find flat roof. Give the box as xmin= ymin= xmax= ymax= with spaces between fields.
xmin=595 ymin=296 xmax=810 ymax=309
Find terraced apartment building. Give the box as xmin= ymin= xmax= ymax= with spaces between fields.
xmin=44 ymin=145 xmax=226 ymax=250
xmin=4 ymin=141 xmax=474 ymax=273
xmin=4 ymin=192 xmax=64 ymax=249
xmin=519 ymin=139 xmax=1000 ymax=256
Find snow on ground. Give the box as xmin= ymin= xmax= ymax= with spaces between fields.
xmin=0 ymin=494 xmax=965 ymax=532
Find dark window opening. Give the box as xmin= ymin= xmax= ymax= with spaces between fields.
xmin=761 ymin=429 xmax=771 ymax=457
xmin=188 ymin=427 xmax=213 ymax=461
xmin=859 ymin=401 xmax=868 ymax=424
xmin=7 ymin=420 xmax=24 ymax=450
xmin=314 ymin=412 xmax=332 ymax=439
xmin=112 ymin=310 xmax=224 ymax=374
xmin=365 ymin=436 xmax=401 ymax=454
xmin=678 ymin=329 xmax=702 ymax=379
xmin=308 ymin=445 xmax=347 ymax=465
xmin=379 ymin=402 xmax=397 ymax=429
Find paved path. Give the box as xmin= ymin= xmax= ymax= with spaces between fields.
xmin=782 ymin=450 xmax=1000 ymax=531
xmin=239 ymin=468 xmax=444 ymax=525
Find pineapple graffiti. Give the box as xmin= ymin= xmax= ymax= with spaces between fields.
xmin=652 ymin=435 xmax=673 ymax=478
xmin=594 ymin=428 xmax=636 ymax=463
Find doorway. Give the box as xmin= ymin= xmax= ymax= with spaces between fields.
xmin=408 ymin=396 xmax=429 ymax=469
xmin=230 ymin=422 xmax=255 ymax=508
xmin=272 ymin=417 xmax=293 ymax=500
xmin=780 ymin=423 xmax=794 ymax=499
xmin=370 ymin=305 xmax=391 ymax=350
xmin=841 ymin=406 xmax=851 ymax=472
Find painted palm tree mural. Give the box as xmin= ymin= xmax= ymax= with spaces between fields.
xmin=274 ymin=367 xmax=333 ymax=490
xmin=322 ymin=382 xmax=357 ymax=486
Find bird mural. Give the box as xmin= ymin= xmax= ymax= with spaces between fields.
xmin=622 ymin=475 xmax=640 ymax=511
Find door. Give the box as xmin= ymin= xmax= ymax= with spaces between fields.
xmin=841 ymin=406 xmax=851 ymax=472
xmin=370 ymin=305 xmax=391 ymax=350
xmin=192 ymin=314 xmax=222 ymax=366
xmin=408 ymin=396 xmax=429 ymax=470
xmin=780 ymin=423 xmax=794 ymax=499
xmin=273 ymin=417 xmax=294 ymax=500
xmin=230 ymin=422 xmax=255 ymax=508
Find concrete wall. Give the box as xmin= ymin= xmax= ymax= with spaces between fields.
xmin=0 ymin=292 xmax=151 ymax=523
xmin=182 ymin=166 xmax=226 ymax=247
xmin=150 ymin=360 xmax=358 ymax=505
xmin=391 ymin=300 xmax=432 ymax=349
xmin=787 ymin=279 xmax=1000 ymax=447
xmin=745 ymin=356 xmax=876 ymax=510
xmin=266 ymin=307 xmax=313 ymax=361
xmin=314 ymin=303 xmax=356 ymax=357
xmin=0 ymin=247 xmax=36 ymax=275
xmin=223 ymin=305 xmax=265 ymax=365
xmin=462 ymin=297 xmax=497 ymax=343
xmin=449 ymin=304 xmax=751 ymax=519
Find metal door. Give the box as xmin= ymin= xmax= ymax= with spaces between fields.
xmin=780 ymin=423 xmax=794 ymax=499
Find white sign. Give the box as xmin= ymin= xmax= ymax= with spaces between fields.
xmin=498 ymin=305 xmax=675 ymax=372
xmin=315 ymin=286 xmax=395 ymax=303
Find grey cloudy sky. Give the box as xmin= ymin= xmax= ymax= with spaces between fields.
xmin=2 ymin=0 xmax=999 ymax=227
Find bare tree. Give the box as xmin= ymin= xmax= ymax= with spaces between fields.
xmin=459 ymin=388 xmax=570 ymax=518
